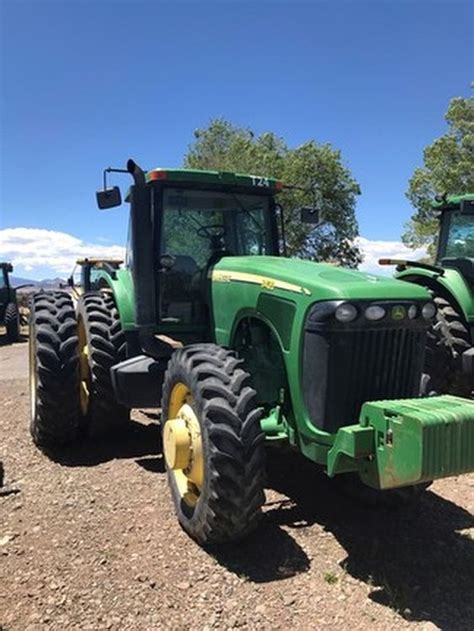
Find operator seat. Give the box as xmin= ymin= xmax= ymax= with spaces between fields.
xmin=161 ymin=255 xmax=200 ymax=322
xmin=173 ymin=255 xmax=199 ymax=277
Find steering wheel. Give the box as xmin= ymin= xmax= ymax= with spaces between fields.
xmin=196 ymin=224 xmax=225 ymax=239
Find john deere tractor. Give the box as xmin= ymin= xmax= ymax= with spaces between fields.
xmin=380 ymin=194 xmax=474 ymax=397
xmin=67 ymin=257 xmax=123 ymax=300
xmin=0 ymin=262 xmax=19 ymax=343
xmin=29 ymin=161 xmax=474 ymax=545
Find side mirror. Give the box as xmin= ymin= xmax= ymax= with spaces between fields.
xmin=96 ymin=186 xmax=122 ymax=210
xmin=67 ymin=276 xmax=74 ymax=288
xmin=460 ymin=199 xmax=474 ymax=215
xmin=300 ymin=207 xmax=321 ymax=224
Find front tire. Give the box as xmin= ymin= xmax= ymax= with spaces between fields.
xmin=29 ymin=291 xmax=81 ymax=448
xmin=5 ymin=302 xmax=19 ymax=343
xmin=161 ymin=344 xmax=266 ymax=545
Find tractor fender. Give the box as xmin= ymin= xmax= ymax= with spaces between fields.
xmin=230 ymin=310 xmax=292 ymax=412
xmin=229 ymin=308 xmax=288 ymax=357
xmin=92 ymin=268 xmax=136 ymax=330
xmin=396 ymin=267 xmax=474 ymax=326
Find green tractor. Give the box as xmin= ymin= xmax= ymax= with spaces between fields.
xmin=29 ymin=161 xmax=474 ymax=545
xmin=380 ymin=194 xmax=473 ymax=397
xmin=67 ymin=257 xmax=124 ymax=300
xmin=0 ymin=262 xmax=20 ymax=343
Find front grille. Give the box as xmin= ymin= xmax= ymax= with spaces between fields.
xmin=302 ymin=302 xmax=429 ymax=433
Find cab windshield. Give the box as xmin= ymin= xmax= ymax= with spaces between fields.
xmin=158 ymin=188 xmax=277 ymax=327
xmin=161 ymin=189 xmax=276 ymax=262
xmin=442 ymin=211 xmax=474 ymax=259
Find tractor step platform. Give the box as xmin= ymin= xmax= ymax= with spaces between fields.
xmin=110 ymin=355 xmax=168 ymax=409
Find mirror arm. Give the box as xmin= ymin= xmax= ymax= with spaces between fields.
xmin=103 ymin=167 xmax=129 ymax=192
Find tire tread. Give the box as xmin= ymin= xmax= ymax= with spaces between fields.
xmin=30 ymin=290 xmax=81 ymax=447
xmin=77 ymin=292 xmax=129 ymax=436
xmin=162 ymin=343 xmax=266 ymax=545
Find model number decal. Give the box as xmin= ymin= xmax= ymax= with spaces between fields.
xmin=212 ymin=270 xmax=311 ymax=296
xmin=251 ymin=176 xmax=270 ymax=187
xmin=261 ymin=278 xmax=275 ymax=290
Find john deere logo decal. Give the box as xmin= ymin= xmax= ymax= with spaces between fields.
xmin=392 ymin=305 xmax=406 ymax=320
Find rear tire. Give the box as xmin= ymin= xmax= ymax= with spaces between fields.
xmin=29 ymin=291 xmax=81 ymax=448
xmin=425 ymin=294 xmax=472 ymax=397
xmin=161 ymin=344 xmax=266 ymax=545
xmin=5 ymin=302 xmax=19 ymax=343
xmin=77 ymin=292 xmax=130 ymax=437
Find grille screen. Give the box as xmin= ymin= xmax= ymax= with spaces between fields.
xmin=303 ymin=326 xmax=427 ymax=433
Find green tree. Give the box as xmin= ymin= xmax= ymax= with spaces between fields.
xmin=185 ymin=119 xmax=362 ymax=267
xmin=403 ymin=93 xmax=474 ymax=255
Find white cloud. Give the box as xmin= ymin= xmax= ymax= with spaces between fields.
xmin=0 ymin=226 xmax=427 ymax=281
xmin=0 ymin=228 xmax=125 ymax=279
xmin=356 ymin=236 xmax=427 ymax=275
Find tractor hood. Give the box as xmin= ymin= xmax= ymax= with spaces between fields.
xmin=213 ymin=256 xmax=431 ymax=302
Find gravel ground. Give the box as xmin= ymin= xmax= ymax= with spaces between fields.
xmin=1 ymin=338 xmax=473 ymax=630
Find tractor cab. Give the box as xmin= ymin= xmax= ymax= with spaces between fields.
xmin=380 ymin=194 xmax=474 ymax=397
xmin=98 ymin=165 xmax=286 ymax=345
xmin=0 ymin=262 xmax=19 ymax=343
xmin=151 ymin=171 xmax=281 ymax=339
xmin=68 ymin=257 xmax=123 ymax=299
xmin=435 ymin=194 xmax=474 ymax=286
xmin=0 ymin=262 xmax=13 ymax=304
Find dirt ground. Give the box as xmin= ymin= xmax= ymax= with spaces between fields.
xmin=1 ymin=337 xmax=473 ymax=631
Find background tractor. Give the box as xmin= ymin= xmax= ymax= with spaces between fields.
xmin=0 ymin=262 xmax=20 ymax=343
xmin=28 ymin=161 xmax=474 ymax=545
xmin=380 ymin=194 xmax=474 ymax=397
xmin=67 ymin=257 xmax=123 ymax=300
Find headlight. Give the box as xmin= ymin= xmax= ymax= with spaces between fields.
xmin=364 ymin=305 xmax=386 ymax=321
xmin=335 ymin=303 xmax=358 ymax=322
xmin=422 ymin=302 xmax=437 ymax=319
xmin=408 ymin=305 xmax=418 ymax=319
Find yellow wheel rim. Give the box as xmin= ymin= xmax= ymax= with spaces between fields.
xmin=29 ymin=324 xmax=37 ymax=422
xmin=164 ymin=382 xmax=204 ymax=508
xmin=77 ymin=317 xmax=91 ymax=416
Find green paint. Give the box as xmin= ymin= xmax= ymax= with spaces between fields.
xmin=145 ymin=167 xmax=281 ymax=190
xmin=0 ymin=262 xmax=16 ymax=326
xmin=90 ymin=267 xmax=136 ymax=330
xmin=432 ymin=193 xmax=474 ymax=208
xmin=110 ymin=268 xmax=136 ymax=329
xmin=212 ymin=255 xmax=432 ymax=452
xmin=396 ymin=266 xmax=474 ymax=324
xmin=356 ymin=395 xmax=474 ymax=489
xmin=93 ymin=168 xmax=474 ymax=493
xmin=260 ymin=407 xmax=288 ymax=441
xmin=327 ymin=425 xmax=374 ymax=476
xmin=396 ymin=193 xmax=474 ymax=325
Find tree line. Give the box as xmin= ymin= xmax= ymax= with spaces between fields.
xmin=183 ymin=90 xmax=473 ymax=265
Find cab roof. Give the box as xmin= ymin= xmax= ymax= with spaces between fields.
xmin=145 ymin=168 xmax=282 ymax=191
xmin=76 ymin=258 xmax=123 ymax=266
xmin=433 ymin=193 xmax=474 ymax=208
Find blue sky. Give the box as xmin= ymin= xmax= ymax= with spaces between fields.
xmin=0 ymin=0 xmax=472 ymax=279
